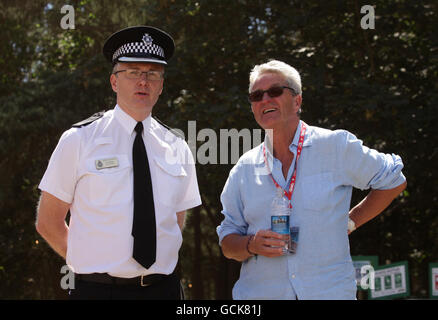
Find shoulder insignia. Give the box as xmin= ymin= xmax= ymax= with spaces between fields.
xmin=153 ymin=116 xmax=185 ymax=140
xmin=72 ymin=110 xmax=106 ymax=128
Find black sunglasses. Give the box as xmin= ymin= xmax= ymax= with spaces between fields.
xmin=248 ymin=86 xmax=296 ymax=102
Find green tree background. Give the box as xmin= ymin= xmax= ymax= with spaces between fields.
xmin=0 ymin=0 xmax=436 ymax=299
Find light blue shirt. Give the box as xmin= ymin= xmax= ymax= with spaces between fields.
xmin=217 ymin=121 xmax=406 ymax=300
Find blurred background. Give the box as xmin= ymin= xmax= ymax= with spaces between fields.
xmin=0 ymin=0 xmax=436 ymax=299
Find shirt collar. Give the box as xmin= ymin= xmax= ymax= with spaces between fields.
xmin=114 ymin=104 xmax=152 ymax=136
xmin=257 ymin=120 xmax=312 ymax=164
xmin=290 ymin=120 xmax=303 ymax=148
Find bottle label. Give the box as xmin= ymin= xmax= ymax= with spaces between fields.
xmin=271 ymin=215 xmax=290 ymax=234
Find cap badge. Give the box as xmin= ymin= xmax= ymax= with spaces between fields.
xmin=142 ymin=33 xmax=153 ymax=45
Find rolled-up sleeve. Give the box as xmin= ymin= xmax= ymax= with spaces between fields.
xmin=216 ymin=163 xmax=248 ymax=245
xmin=337 ymin=130 xmax=406 ymax=190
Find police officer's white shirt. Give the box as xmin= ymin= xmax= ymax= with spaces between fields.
xmin=39 ymin=105 xmax=201 ymax=278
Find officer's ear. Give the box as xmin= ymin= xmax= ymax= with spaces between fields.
xmin=158 ymin=68 xmax=164 ymax=96
xmin=110 ymin=63 xmax=119 ymax=93
xmin=110 ymin=73 xmax=118 ymax=93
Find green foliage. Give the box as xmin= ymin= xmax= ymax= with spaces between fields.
xmin=0 ymin=0 xmax=436 ymax=299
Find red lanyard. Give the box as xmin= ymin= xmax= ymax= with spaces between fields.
xmin=263 ymin=122 xmax=307 ymax=209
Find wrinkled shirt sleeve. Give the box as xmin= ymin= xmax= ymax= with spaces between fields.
xmin=39 ymin=128 xmax=80 ymax=203
xmin=337 ymin=130 xmax=406 ymax=190
xmin=174 ymin=140 xmax=202 ymax=212
xmin=216 ymin=163 xmax=248 ymax=245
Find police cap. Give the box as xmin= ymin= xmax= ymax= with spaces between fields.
xmin=103 ymin=26 xmax=175 ymax=65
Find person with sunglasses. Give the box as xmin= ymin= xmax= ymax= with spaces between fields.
xmin=217 ymin=60 xmax=407 ymax=299
xmin=36 ymin=26 xmax=201 ymax=299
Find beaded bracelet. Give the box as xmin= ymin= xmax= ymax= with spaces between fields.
xmin=246 ymin=235 xmax=256 ymax=256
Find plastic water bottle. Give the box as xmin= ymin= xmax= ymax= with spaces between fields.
xmin=270 ymin=188 xmax=291 ymax=255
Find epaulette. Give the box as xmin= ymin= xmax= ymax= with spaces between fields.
xmin=72 ymin=110 xmax=106 ymax=128
xmin=153 ymin=116 xmax=185 ymax=140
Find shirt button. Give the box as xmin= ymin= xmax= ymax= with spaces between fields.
xmin=291 ymin=274 xmax=296 ymax=279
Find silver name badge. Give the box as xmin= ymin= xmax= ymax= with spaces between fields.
xmin=95 ymin=158 xmax=119 ymax=170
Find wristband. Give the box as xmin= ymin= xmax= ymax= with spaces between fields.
xmin=246 ymin=235 xmax=256 ymax=256
xmin=348 ymin=217 xmax=356 ymax=233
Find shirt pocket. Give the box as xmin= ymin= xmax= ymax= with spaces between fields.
xmin=85 ymin=154 xmax=132 ymax=206
xmin=301 ymin=172 xmax=334 ymax=212
xmin=153 ymin=157 xmax=187 ymax=209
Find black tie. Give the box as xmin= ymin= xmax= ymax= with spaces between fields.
xmin=132 ymin=121 xmax=156 ymax=268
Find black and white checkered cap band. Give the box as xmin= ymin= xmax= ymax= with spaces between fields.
xmin=112 ymin=41 xmax=165 ymax=61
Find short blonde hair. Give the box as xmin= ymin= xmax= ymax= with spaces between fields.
xmin=249 ymin=60 xmax=302 ymax=95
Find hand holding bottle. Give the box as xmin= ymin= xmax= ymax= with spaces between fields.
xmin=247 ymin=230 xmax=289 ymax=258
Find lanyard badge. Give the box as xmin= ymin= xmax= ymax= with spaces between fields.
xmin=263 ymin=122 xmax=307 ymax=255
xmin=263 ymin=122 xmax=307 ymax=210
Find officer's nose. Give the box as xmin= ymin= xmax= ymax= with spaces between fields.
xmin=137 ymin=75 xmax=150 ymax=86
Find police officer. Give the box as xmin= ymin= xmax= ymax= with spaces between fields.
xmin=36 ymin=26 xmax=201 ymax=299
